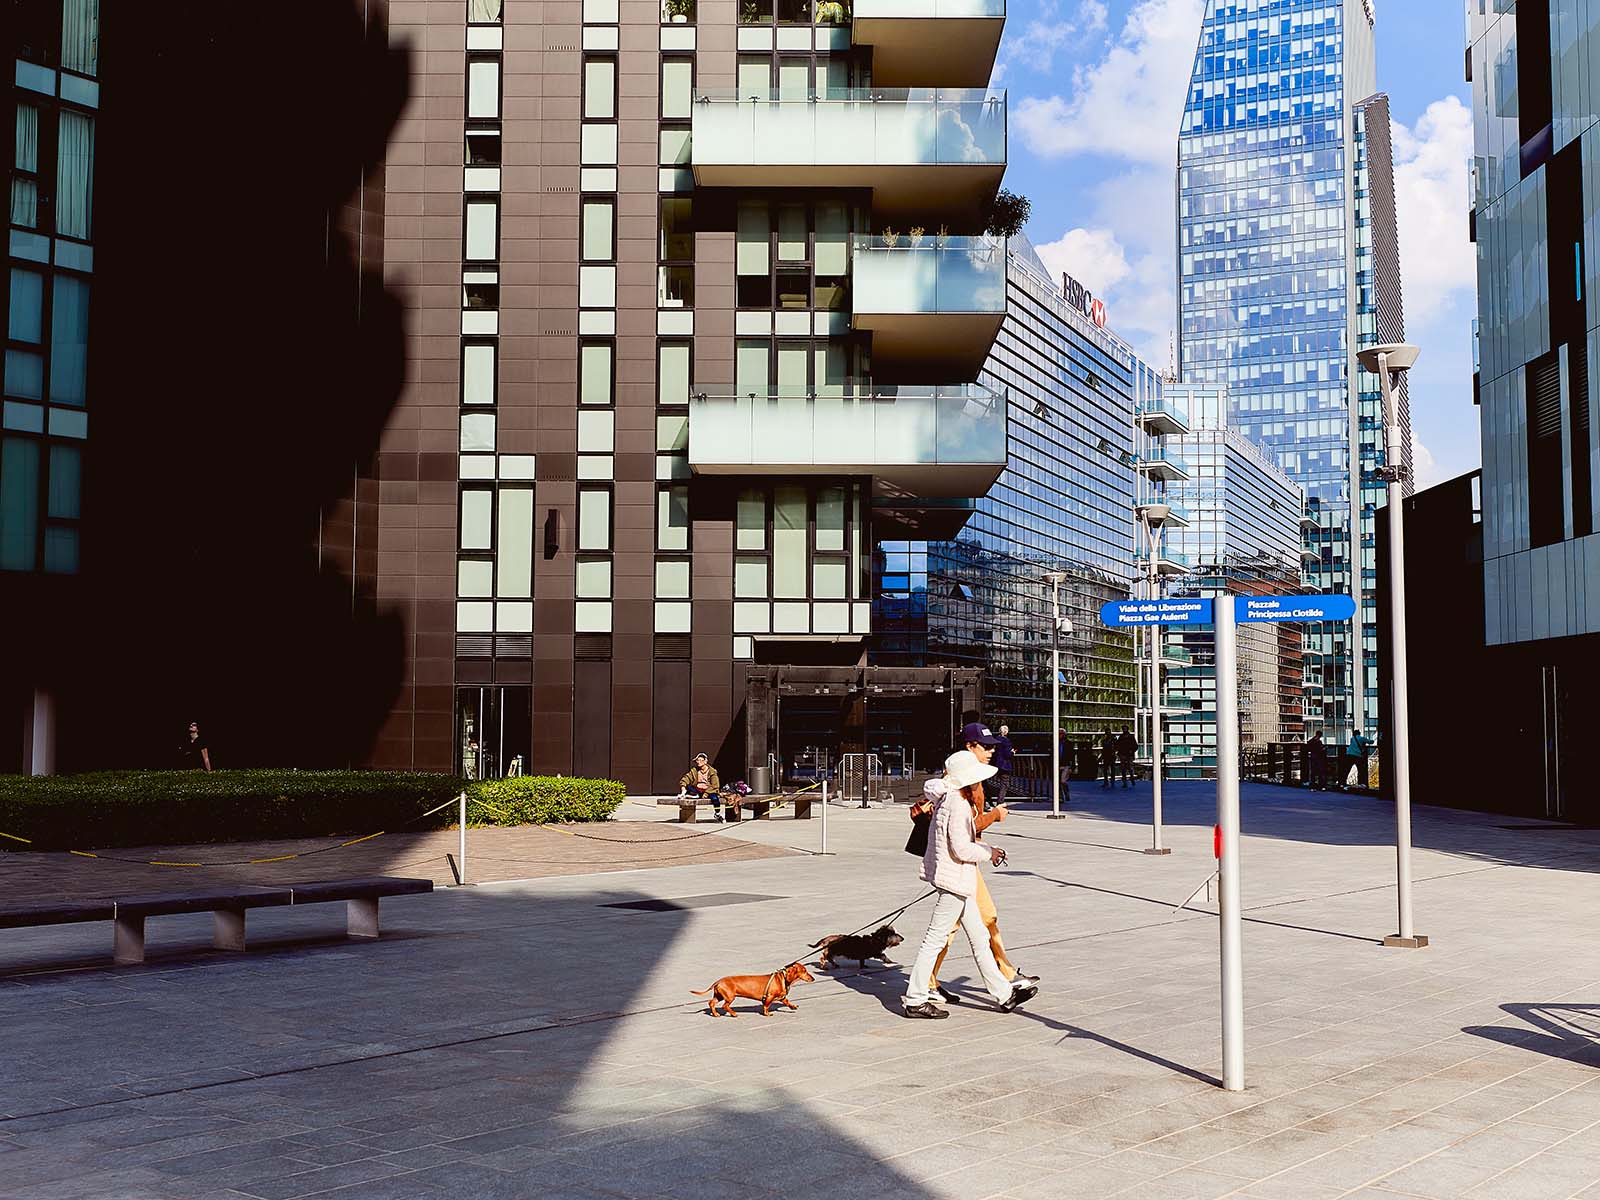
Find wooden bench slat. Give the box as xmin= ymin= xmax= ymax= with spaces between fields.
xmin=114 ymin=888 xmax=293 ymax=917
xmin=288 ymin=877 xmax=434 ymax=904
xmin=0 ymin=901 xmax=116 ymax=929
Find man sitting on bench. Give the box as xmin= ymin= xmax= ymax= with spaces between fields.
xmin=678 ymin=752 xmax=723 ymax=822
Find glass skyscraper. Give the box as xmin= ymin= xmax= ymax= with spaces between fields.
xmin=1177 ymin=0 xmax=1408 ymax=746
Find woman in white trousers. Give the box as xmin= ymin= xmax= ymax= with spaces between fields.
xmin=902 ymin=750 xmax=1039 ymax=1019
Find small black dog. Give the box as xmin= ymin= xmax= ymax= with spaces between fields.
xmin=810 ymin=925 xmax=904 ymax=970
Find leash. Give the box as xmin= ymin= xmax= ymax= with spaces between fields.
xmin=786 ymin=887 xmax=938 ymax=966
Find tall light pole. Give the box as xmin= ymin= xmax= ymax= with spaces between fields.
xmin=1357 ymin=342 xmax=1427 ymax=950
xmin=1044 ymin=571 xmax=1069 ymax=820
xmin=1136 ymin=504 xmax=1173 ymax=855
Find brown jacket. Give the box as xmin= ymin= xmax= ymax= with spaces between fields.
xmin=679 ymin=764 xmax=721 ymax=795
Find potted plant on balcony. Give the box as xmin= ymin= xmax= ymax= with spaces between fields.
xmin=814 ymin=0 xmax=848 ymax=23
xmin=665 ymin=0 xmax=693 ymax=21
xmin=908 ymin=225 xmax=926 ymax=246
xmin=980 ymin=188 xmax=1031 ymax=239
xmin=935 ymin=224 xmax=951 ymax=248
xmin=881 ymin=228 xmax=900 ymax=247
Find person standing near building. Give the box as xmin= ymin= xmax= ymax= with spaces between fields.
xmin=1117 ymin=727 xmax=1137 ymax=788
xmin=678 ymin=752 xmax=723 ymax=821
xmin=991 ymin=724 xmax=1015 ymax=805
xmin=178 ymin=721 xmax=213 ymax=772
xmin=1057 ymin=726 xmax=1072 ymax=805
xmin=1306 ymin=733 xmax=1329 ymax=791
xmin=1099 ymin=727 xmax=1117 ymax=788
xmin=902 ymin=751 xmax=1039 ymax=1019
xmin=1340 ymin=731 xmax=1372 ymax=791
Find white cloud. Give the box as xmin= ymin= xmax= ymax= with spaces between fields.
xmin=1014 ymin=0 xmax=1205 ymax=164
xmin=1392 ymin=96 xmax=1476 ymax=330
xmin=1411 ymin=435 xmax=1442 ymax=489
xmin=1005 ymin=0 xmax=1115 ymax=75
xmin=1034 ymin=227 xmax=1130 ymax=293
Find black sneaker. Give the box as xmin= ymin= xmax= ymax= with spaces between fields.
xmin=935 ymin=984 xmax=961 ymax=1004
xmin=902 ymin=1002 xmax=950 ymax=1020
xmin=1001 ymin=982 xmax=1039 ymax=1012
xmin=713 ymin=812 xmax=725 ymax=822
xmin=1011 ymin=969 xmax=1040 ymax=984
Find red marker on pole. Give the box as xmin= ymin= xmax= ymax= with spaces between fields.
xmin=1213 ymin=824 xmax=1222 ymax=859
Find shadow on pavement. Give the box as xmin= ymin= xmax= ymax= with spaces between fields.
xmin=1462 ymin=1003 xmax=1600 ymax=1068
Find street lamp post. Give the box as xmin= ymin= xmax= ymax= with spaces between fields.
xmin=1045 ymin=571 xmax=1069 ymax=820
xmin=1136 ymin=505 xmax=1172 ymax=855
xmin=1356 ymin=342 xmax=1427 ymax=950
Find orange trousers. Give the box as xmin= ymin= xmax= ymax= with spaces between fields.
xmin=930 ymin=871 xmax=1015 ymax=986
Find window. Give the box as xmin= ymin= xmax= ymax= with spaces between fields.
xmin=660 ymin=198 xmax=693 ymax=262
xmin=655 ymin=559 xmax=690 ymax=598
xmin=584 ymin=59 xmax=617 ymax=119
xmin=61 ymin=0 xmax=100 ymax=74
xmin=579 ymin=266 xmax=616 ymax=308
xmin=578 ymin=409 xmax=614 ymax=452
xmin=578 ymin=487 xmax=611 ymax=550
xmin=47 ymin=446 xmax=80 ymax=519
xmin=0 ymin=439 xmax=40 ymax=570
xmin=12 ymin=105 xmax=39 ymax=229
xmin=735 ymin=556 xmax=767 ymax=597
xmin=460 ymin=488 xmax=494 ymax=550
xmin=7 ymin=269 xmax=43 ymax=344
xmin=659 ymin=128 xmax=691 ymax=166
xmin=465 ymin=131 xmax=501 ymax=165
xmin=736 ymin=201 xmax=771 ymax=308
xmin=468 ymin=0 xmax=503 ymax=21
xmin=658 ymin=485 xmax=689 ymax=550
xmin=458 ymin=559 xmax=494 ymax=597
xmin=736 ymin=489 xmax=766 ymax=549
xmin=50 ymin=275 xmax=89 ymax=406
xmin=467 ymin=60 xmax=501 ymax=120
xmin=658 ymin=265 xmax=693 ymax=307
xmin=576 ymin=556 xmax=612 ymax=598
xmin=656 ymin=413 xmax=688 ymax=452
xmin=580 ymin=342 xmax=612 ymax=405
xmin=773 ymin=485 xmax=806 ymax=597
xmin=661 ymin=59 xmax=693 ymax=119
xmin=497 ymin=488 xmax=534 ymax=597
xmin=738 ymin=57 xmax=770 ymax=96
xmin=465 ymin=200 xmax=498 ymax=261
xmin=658 ymin=343 xmax=690 ymax=406
xmin=461 ymin=412 xmax=496 ymax=452
xmin=581 ymin=199 xmax=614 ymax=261
xmin=813 ymin=560 xmax=847 ymax=598
xmin=777 ymin=58 xmax=809 ymax=99
xmin=815 ymin=486 xmax=845 ymax=551
xmin=463 ymin=342 xmax=496 ymax=405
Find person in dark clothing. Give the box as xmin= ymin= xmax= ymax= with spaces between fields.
xmin=1099 ymin=728 xmax=1116 ymax=788
xmin=179 ymin=721 xmax=213 ymax=772
xmin=1306 ymin=733 xmax=1329 ymax=790
xmin=1057 ymin=727 xmax=1072 ymax=805
xmin=1116 ymin=728 xmax=1137 ymax=788
xmin=991 ymin=724 xmax=1015 ymax=804
xmin=1339 ymin=732 xmax=1373 ymax=791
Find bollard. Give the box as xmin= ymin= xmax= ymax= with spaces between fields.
xmin=458 ymin=790 xmax=468 ymax=887
xmin=1215 ymin=594 xmax=1245 ymax=1092
xmin=820 ymin=779 xmax=828 ymax=855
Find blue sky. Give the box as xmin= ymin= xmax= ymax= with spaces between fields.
xmin=997 ymin=0 xmax=1478 ymax=488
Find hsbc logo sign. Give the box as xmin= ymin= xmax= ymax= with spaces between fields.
xmin=1062 ymin=273 xmax=1109 ymax=329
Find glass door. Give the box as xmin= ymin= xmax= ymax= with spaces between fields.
xmin=456 ymin=687 xmax=533 ymax=780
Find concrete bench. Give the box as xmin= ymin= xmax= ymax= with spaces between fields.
xmin=655 ymin=794 xmax=812 ymax=823
xmin=0 ymin=876 xmax=434 ymax=966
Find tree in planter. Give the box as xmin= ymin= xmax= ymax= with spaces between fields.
xmin=980 ymin=189 xmax=1031 ymax=239
xmin=664 ymin=0 xmax=694 ymax=19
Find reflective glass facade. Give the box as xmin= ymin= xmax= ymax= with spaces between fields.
xmin=1177 ymin=0 xmax=1405 ymax=743
xmin=873 ymin=237 xmax=1143 ymax=774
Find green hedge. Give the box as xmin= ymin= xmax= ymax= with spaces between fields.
xmin=0 ymin=770 xmax=626 ymax=851
xmin=467 ymin=776 xmax=626 ymax=827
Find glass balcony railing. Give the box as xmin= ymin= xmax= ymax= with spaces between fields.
xmin=693 ymin=88 xmax=1004 ymax=164
xmin=1135 ymin=396 xmax=1190 ymax=435
xmin=1135 ymin=447 xmax=1191 ymax=481
xmin=852 ymin=236 xmax=1006 ymax=314
xmin=688 ymin=383 xmax=1006 ymax=495
xmin=1160 ymin=644 xmax=1192 ymax=665
xmin=850 ymin=0 xmax=1006 ymax=87
xmin=855 ymin=0 xmax=1003 ymax=15
xmin=1136 ymin=549 xmax=1192 ymax=574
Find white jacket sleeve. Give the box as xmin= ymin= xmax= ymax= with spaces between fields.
xmin=941 ymin=796 xmax=990 ymax=865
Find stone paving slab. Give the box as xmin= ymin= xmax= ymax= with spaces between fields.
xmin=1 ymin=781 xmax=1599 ymax=1198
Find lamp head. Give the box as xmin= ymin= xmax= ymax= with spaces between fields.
xmin=1136 ymin=503 xmax=1171 ymax=526
xmin=1356 ymin=342 xmax=1420 ymax=374
xmin=1043 ymin=570 xmax=1068 ymax=585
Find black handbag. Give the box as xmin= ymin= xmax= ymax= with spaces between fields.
xmin=904 ymin=809 xmax=931 ymax=857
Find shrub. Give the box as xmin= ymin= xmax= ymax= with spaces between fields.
xmin=981 ymin=188 xmax=1031 ymax=239
xmin=467 ymin=776 xmax=625 ymax=826
xmin=0 ymin=769 xmax=624 ymax=852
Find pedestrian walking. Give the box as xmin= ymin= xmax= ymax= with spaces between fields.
xmin=1099 ymin=727 xmax=1117 ymax=788
xmin=1339 ymin=731 xmax=1372 ymax=791
xmin=1306 ymin=733 xmax=1329 ymax=790
xmin=1117 ymin=727 xmax=1137 ymax=788
xmin=178 ymin=721 xmax=213 ymax=772
xmin=991 ymin=724 xmax=1015 ymax=805
xmin=677 ymin=752 xmax=723 ymax=821
xmin=902 ymin=751 xmax=1040 ymax=1019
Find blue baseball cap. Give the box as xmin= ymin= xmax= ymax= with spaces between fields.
xmin=961 ymin=722 xmax=999 ymax=747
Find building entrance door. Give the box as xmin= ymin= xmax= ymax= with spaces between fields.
xmin=456 ymin=686 xmax=532 ymax=781
xmin=1541 ymin=666 xmax=1565 ymax=820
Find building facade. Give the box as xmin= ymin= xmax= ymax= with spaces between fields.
xmin=2 ymin=0 xmax=97 ymax=772
xmin=1159 ymin=383 xmax=1305 ymax=777
xmin=363 ymin=0 xmax=1010 ymax=791
xmin=1469 ymin=0 xmax=1600 ymax=821
xmin=873 ymin=238 xmax=1145 ymax=784
xmin=1177 ymin=0 xmax=1409 ymax=748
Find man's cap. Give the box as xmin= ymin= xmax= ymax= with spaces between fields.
xmin=961 ymin=722 xmax=999 ymax=747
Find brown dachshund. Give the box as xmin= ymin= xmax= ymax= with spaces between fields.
xmin=691 ymin=961 xmax=815 ymax=1017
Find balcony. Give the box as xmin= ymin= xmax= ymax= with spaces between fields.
xmin=1135 ymin=447 xmax=1191 ymax=482
xmin=691 ymin=89 xmax=1006 ymax=225
xmin=851 ymin=236 xmax=1006 ymax=379
xmin=851 ymin=0 xmax=1006 ymax=88
xmin=1136 ymin=550 xmax=1191 ymax=576
xmin=1135 ymin=396 xmax=1190 ymax=436
xmin=1136 ymin=499 xmax=1190 ymax=529
xmin=1138 ymin=695 xmax=1197 ymax=715
xmin=1160 ymin=644 xmax=1192 ymax=666
xmin=688 ymin=384 xmax=1006 ymax=529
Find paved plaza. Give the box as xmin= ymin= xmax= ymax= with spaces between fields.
xmin=2 ymin=782 xmax=1599 ymax=1199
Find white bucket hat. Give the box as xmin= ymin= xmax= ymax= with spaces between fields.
xmin=944 ymin=749 xmax=997 ymax=790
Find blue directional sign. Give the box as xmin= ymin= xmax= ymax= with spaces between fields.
xmin=1100 ymin=597 xmax=1214 ymax=627
xmin=1235 ymin=594 xmax=1356 ymax=623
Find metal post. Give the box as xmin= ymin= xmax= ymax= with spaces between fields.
xmin=1377 ymin=353 xmax=1427 ymax=949
xmin=458 ymin=790 xmax=468 ymax=887
xmin=1215 ymin=593 xmax=1245 ymax=1091
xmin=1047 ymin=573 xmax=1066 ymax=819
xmin=820 ymin=778 xmax=828 ymax=855
xmin=1146 ymin=517 xmax=1169 ymax=854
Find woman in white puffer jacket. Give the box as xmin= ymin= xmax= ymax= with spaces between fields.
xmin=902 ymin=751 xmax=1039 ymax=1019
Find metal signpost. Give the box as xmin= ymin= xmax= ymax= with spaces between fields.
xmin=1046 ymin=572 xmax=1068 ymax=820
xmin=1099 ymin=591 xmax=1357 ymax=1092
